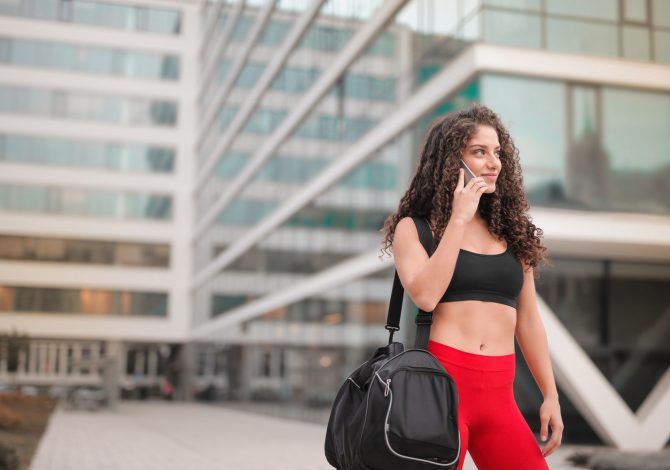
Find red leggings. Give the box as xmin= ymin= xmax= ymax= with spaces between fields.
xmin=427 ymin=340 xmax=549 ymax=470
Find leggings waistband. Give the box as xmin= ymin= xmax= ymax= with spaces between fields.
xmin=428 ymin=340 xmax=515 ymax=371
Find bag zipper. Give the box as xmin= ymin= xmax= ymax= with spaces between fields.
xmin=388 ymin=366 xmax=449 ymax=380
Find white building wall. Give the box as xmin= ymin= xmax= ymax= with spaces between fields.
xmin=0 ymin=0 xmax=199 ymax=342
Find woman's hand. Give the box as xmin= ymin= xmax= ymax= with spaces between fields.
xmin=539 ymin=397 xmax=563 ymax=458
xmin=451 ymin=168 xmax=489 ymax=224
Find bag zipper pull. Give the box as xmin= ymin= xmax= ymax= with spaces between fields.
xmin=384 ymin=378 xmax=391 ymax=397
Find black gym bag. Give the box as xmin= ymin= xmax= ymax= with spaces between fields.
xmin=324 ymin=216 xmax=461 ymax=470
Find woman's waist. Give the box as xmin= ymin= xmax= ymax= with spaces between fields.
xmin=430 ymin=301 xmax=516 ymax=353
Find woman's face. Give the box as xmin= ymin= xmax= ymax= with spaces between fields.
xmin=461 ymin=124 xmax=502 ymax=194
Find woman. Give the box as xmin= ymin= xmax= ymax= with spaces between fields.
xmin=381 ymin=103 xmax=564 ymax=470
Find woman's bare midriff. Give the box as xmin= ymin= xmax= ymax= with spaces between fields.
xmin=429 ymin=300 xmax=517 ymax=356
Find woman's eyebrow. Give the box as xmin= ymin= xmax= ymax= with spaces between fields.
xmin=469 ymin=144 xmax=501 ymax=150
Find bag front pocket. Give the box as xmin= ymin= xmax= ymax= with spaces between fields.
xmin=378 ymin=369 xmax=460 ymax=466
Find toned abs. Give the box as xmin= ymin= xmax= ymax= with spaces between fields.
xmin=427 ymin=216 xmax=517 ymax=356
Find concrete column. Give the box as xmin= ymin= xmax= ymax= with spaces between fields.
xmin=58 ymin=343 xmax=68 ymax=377
xmin=103 ymin=341 xmax=123 ymax=409
xmin=17 ymin=349 xmax=26 ymax=375
xmin=176 ymin=343 xmax=194 ymax=401
xmin=206 ymin=347 xmax=216 ymax=378
xmin=38 ymin=341 xmax=48 ymax=375
xmin=28 ymin=341 xmax=37 ymax=375
xmin=91 ymin=343 xmax=100 ymax=378
xmin=135 ymin=348 xmax=146 ymax=376
xmin=72 ymin=343 xmax=82 ymax=377
xmin=47 ymin=342 xmax=57 ymax=375
xmin=148 ymin=348 xmax=158 ymax=381
xmin=0 ymin=341 xmax=7 ymax=374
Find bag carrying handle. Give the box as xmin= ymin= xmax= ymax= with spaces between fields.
xmin=385 ymin=216 xmax=436 ymax=349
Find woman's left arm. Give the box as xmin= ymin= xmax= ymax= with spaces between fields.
xmin=515 ymin=262 xmax=564 ymax=457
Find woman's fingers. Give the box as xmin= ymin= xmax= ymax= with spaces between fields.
xmin=541 ymin=420 xmax=564 ymax=457
xmin=465 ymin=176 xmax=486 ymax=191
xmin=542 ymin=432 xmax=561 ymax=457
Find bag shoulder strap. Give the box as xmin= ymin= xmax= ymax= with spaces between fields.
xmin=385 ymin=216 xmax=436 ymax=349
xmin=412 ymin=216 xmax=436 ymax=256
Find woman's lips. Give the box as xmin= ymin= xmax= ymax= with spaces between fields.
xmin=482 ymin=174 xmax=497 ymax=181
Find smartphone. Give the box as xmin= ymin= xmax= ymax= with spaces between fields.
xmin=459 ymin=159 xmax=476 ymax=187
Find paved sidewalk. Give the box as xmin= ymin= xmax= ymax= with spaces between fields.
xmin=30 ymin=401 xmax=581 ymax=470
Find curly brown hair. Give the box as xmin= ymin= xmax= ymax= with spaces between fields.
xmin=379 ymin=103 xmax=549 ymax=275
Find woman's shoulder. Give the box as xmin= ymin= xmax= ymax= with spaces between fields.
xmin=393 ymin=217 xmax=420 ymax=245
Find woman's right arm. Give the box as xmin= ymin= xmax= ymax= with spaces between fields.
xmin=393 ymin=216 xmax=465 ymax=311
xmin=392 ymin=169 xmax=488 ymax=311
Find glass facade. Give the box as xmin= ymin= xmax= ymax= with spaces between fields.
xmin=0 ymin=184 xmax=173 ymax=220
xmin=0 ymin=134 xmax=175 ymax=173
xmin=218 ymin=59 xmax=396 ymax=101
xmin=0 ymin=285 xmax=168 ymax=317
xmin=0 ymin=235 xmax=170 ymax=267
xmin=0 ymin=86 xmax=178 ymax=126
xmin=0 ymin=37 xmax=180 ymax=80
xmin=0 ymin=0 xmax=181 ymax=34
xmin=468 ymin=0 xmax=670 ymax=64
xmin=215 ymin=150 xmax=396 ymax=190
xmin=534 ymin=257 xmax=670 ymax=442
xmin=221 ymin=13 xmax=396 ymax=57
xmin=480 ymin=73 xmax=670 ymax=215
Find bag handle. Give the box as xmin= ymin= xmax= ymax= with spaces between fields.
xmin=385 ymin=216 xmax=436 ymax=349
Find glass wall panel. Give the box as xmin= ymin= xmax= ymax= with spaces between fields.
xmin=536 ymin=258 xmax=670 ymax=413
xmin=481 ymin=9 xmax=541 ymax=48
xmin=655 ymin=31 xmax=670 ymax=64
xmin=480 ymin=74 xmax=567 ymax=200
xmin=622 ymin=26 xmax=651 ymax=61
xmin=0 ymin=184 xmax=173 ymax=220
xmin=465 ymin=0 xmax=670 ymax=64
xmin=0 ymin=285 xmax=168 ymax=316
xmin=0 ymin=0 xmax=182 ymax=35
xmin=545 ymin=0 xmax=618 ymax=21
xmin=0 ymin=134 xmax=175 ymax=173
xmin=0 ymin=235 xmax=170 ymax=267
xmin=481 ymin=74 xmax=670 ymax=215
xmin=483 ymin=0 xmax=540 ymax=10
xmin=546 ymin=18 xmax=618 ymax=58
xmin=0 ymin=86 xmax=178 ymax=126
xmin=623 ymin=0 xmax=647 ymax=22
xmin=600 ymin=87 xmax=670 ymax=214
xmin=125 ymin=194 xmax=173 ymax=219
xmin=651 ymin=0 xmax=670 ymax=28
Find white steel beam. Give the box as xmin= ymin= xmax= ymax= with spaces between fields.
xmin=200 ymin=1 xmax=228 ymax=56
xmin=535 ymin=294 xmax=670 ymax=450
xmin=192 ymin=0 xmax=410 ymax=238
xmin=476 ymin=43 xmax=670 ymax=92
xmin=198 ymin=0 xmax=277 ymax=146
xmin=191 ymin=38 xmax=476 ymax=290
xmin=194 ymin=0 xmax=326 ymax=187
xmin=191 ymin=249 xmax=388 ymax=339
xmin=199 ymin=0 xmax=245 ymax=101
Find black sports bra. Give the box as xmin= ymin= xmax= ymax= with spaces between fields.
xmin=417 ymin=218 xmax=524 ymax=309
xmin=438 ymin=245 xmax=524 ymax=308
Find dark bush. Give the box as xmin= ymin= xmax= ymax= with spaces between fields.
xmin=0 ymin=442 xmax=19 ymax=470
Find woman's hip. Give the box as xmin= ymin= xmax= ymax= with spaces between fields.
xmin=427 ymin=339 xmax=516 ymax=390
